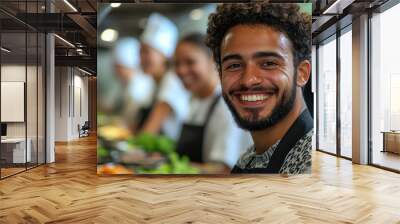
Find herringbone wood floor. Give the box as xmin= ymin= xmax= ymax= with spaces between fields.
xmin=1 ymin=135 xmax=400 ymax=224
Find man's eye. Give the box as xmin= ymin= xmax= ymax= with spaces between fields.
xmin=225 ymin=63 xmax=241 ymax=71
xmin=261 ymin=61 xmax=278 ymax=68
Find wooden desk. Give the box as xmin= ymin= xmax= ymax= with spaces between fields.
xmin=1 ymin=138 xmax=31 ymax=163
xmin=381 ymin=131 xmax=400 ymax=154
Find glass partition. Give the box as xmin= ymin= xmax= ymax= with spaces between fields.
xmin=339 ymin=28 xmax=352 ymax=158
xmin=1 ymin=30 xmax=28 ymax=177
xmin=317 ymin=35 xmax=337 ymax=155
xmin=0 ymin=1 xmax=46 ymax=179
xmin=370 ymin=3 xmax=400 ymax=171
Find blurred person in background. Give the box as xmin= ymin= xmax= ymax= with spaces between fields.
xmin=174 ymin=33 xmax=253 ymax=169
xmin=112 ymin=37 xmax=155 ymax=130
xmin=139 ymin=13 xmax=190 ymax=141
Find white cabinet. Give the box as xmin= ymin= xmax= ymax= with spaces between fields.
xmin=1 ymin=138 xmax=32 ymax=163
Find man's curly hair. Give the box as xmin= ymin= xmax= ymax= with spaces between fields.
xmin=205 ymin=3 xmax=311 ymax=71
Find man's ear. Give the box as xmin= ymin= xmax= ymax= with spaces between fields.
xmin=296 ymin=60 xmax=311 ymax=87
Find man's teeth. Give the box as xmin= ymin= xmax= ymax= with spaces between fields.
xmin=240 ymin=94 xmax=269 ymax=102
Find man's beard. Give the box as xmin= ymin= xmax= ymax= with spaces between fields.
xmin=223 ymin=81 xmax=297 ymax=131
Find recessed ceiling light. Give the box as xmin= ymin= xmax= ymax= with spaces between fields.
xmin=111 ymin=3 xmax=122 ymax=8
xmin=63 ymin=0 xmax=78 ymax=12
xmin=322 ymin=0 xmax=351 ymax=15
xmin=101 ymin=29 xmax=118 ymax=42
xmin=190 ymin=9 xmax=203 ymax=21
xmin=78 ymin=67 xmax=92 ymax=76
xmin=1 ymin=47 xmax=11 ymax=53
xmin=54 ymin=34 xmax=75 ymax=48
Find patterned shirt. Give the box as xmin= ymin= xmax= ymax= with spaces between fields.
xmin=235 ymin=130 xmax=313 ymax=174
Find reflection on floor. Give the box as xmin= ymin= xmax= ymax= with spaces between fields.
xmin=373 ymin=150 xmax=400 ymax=171
xmin=0 ymin=167 xmax=25 ymax=177
xmin=0 ymin=163 xmax=43 ymax=178
xmin=0 ymin=135 xmax=400 ymax=223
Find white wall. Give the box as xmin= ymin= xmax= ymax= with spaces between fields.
xmin=1 ymin=65 xmax=26 ymax=146
xmin=54 ymin=67 xmax=89 ymax=141
xmin=1 ymin=65 xmax=37 ymax=138
xmin=1 ymin=64 xmax=46 ymax=164
xmin=55 ymin=67 xmax=69 ymax=141
xmin=1 ymin=65 xmax=26 ymax=137
xmin=74 ymin=73 xmax=89 ymax=136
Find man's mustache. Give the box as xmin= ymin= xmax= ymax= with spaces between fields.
xmin=228 ymin=85 xmax=278 ymax=95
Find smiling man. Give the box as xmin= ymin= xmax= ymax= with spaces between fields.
xmin=205 ymin=3 xmax=313 ymax=174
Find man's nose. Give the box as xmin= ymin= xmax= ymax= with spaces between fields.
xmin=240 ymin=62 xmax=262 ymax=88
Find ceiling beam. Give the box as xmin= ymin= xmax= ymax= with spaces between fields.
xmin=67 ymin=14 xmax=97 ymax=39
xmin=322 ymin=0 xmax=356 ymax=15
xmin=55 ymin=55 xmax=96 ymax=73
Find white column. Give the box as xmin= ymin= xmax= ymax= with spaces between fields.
xmin=46 ymin=32 xmax=55 ymax=163
xmin=45 ymin=0 xmax=56 ymax=163
xmin=352 ymin=14 xmax=369 ymax=164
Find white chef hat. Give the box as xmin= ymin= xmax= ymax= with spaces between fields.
xmin=140 ymin=13 xmax=178 ymax=58
xmin=113 ymin=37 xmax=140 ymax=69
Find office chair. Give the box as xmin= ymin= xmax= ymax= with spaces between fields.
xmin=79 ymin=121 xmax=90 ymax=138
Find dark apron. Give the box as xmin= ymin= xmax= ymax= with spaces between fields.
xmin=136 ymin=106 xmax=153 ymax=130
xmin=136 ymin=87 xmax=160 ymax=130
xmin=176 ymin=95 xmax=221 ymax=163
xmin=231 ymin=109 xmax=313 ymax=174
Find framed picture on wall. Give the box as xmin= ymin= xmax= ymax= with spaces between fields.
xmin=97 ymin=2 xmax=313 ymax=175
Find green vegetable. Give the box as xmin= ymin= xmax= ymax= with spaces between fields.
xmin=137 ymin=153 xmax=199 ymax=174
xmin=128 ymin=133 xmax=175 ymax=155
xmin=128 ymin=133 xmax=199 ymax=174
xmin=98 ymin=146 xmax=109 ymax=158
xmin=157 ymin=136 xmax=175 ymax=154
xmin=168 ymin=153 xmax=199 ymax=174
xmin=137 ymin=164 xmax=172 ymax=174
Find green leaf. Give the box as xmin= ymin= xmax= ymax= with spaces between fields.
xmin=98 ymin=147 xmax=108 ymax=157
